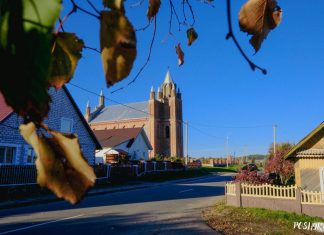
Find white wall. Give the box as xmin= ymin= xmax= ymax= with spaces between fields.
xmin=116 ymin=132 xmax=150 ymax=160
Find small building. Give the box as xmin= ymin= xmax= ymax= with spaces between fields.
xmin=0 ymin=87 xmax=101 ymax=165
xmin=285 ymin=122 xmax=324 ymax=192
xmin=93 ymin=127 xmax=152 ymax=164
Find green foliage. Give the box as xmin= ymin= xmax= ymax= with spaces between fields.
xmin=0 ymin=0 xmax=61 ymax=123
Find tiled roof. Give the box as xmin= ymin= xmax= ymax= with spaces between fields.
xmin=0 ymin=92 xmax=13 ymax=122
xmin=90 ymin=101 xmax=149 ymax=123
xmin=93 ymin=128 xmax=143 ymax=148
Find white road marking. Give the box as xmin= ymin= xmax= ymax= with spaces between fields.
xmin=179 ymin=189 xmax=193 ymax=193
xmin=0 ymin=214 xmax=84 ymax=235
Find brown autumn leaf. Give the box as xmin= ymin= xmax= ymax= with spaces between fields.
xmin=19 ymin=122 xmax=96 ymax=204
xmin=49 ymin=32 xmax=84 ymax=89
xmin=147 ymin=0 xmax=161 ymax=22
xmin=186 ymin=27 xmax=198 ymax=46
xmin=239 ymin=0 xmax=282 ymax=53
xmin=100 ymin=11 xmax=137 ymax=87
xmin=175 ymin=43 xmax=184 ymax=66
xmin=103 ymin=0 xmax=124 ymax=12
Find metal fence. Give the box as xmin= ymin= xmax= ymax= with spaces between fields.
xmin=0 ymin=161 xmax=185 ymax=186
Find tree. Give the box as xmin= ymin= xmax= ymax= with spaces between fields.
xmin=0 ymin=0 xmax=282 ymax=203
xmin=265 ymin=142 xmax=295 ymax=185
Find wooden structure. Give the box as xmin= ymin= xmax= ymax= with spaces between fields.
xmin=285 ymin=122 xmax=324 ymax=191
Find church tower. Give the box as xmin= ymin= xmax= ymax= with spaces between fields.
xmin=148 ymin=70 xmax=183 ymax=157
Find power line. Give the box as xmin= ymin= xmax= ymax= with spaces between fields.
xmin=68 ymin=82 xmax=224 ymax=140
xmin=188 ymin=121 xmax=272 ymax=129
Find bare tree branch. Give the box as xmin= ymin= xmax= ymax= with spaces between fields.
xmin=111 ymin=17 xmax=157 ymax=93
xmin=225 ymin=0 xmax=267 ymax=74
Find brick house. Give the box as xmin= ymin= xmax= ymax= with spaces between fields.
xmin=0 ymin=86 xmax=101 ymax=165
xmin=85 ymin=70 xmax=184 ymax=158
xmin=285 ymin=122 xmax=324 ymax=191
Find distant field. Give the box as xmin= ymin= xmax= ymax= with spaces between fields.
xmin=201 ymin=165 xmax=242 ymax=174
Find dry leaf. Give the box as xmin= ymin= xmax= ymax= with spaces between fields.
xmin=19 ymin=122 xmax=96 ymax=204
xmin=100 ymin=11 xmax=137 ymax=87
xmin=239 ymin=0 xmax=282 ymax=52
xmin=103 ymin=0 xmax=124 ymax=12
xmin=50 ymin=32 xmax=84 ymax=89
xmin=186 ymin=28 xmax=198 ymax=46
xmin=147 ymin=0 xmax=161 ymax=22
xmin=175 ymin=43 xmax=184 ymax=66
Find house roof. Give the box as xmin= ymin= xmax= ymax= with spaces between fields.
xmin=285 ymin=121 xmax=324 ymax=159
xmin=89 ymin=101 xmax=149 ymax=123
xmin=0 ymin=92 xmax=13 ymax=122
xmin=93 ymin=127 xmax=152 ymax=150
xmin=93 ymin=127 xmax=142 ymax=148
xmin=62 ymin=86 xmax=102 ymax=149
xmin=0 ymin=87 xmax=101 ymax=149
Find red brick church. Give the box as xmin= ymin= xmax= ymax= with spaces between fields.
xmin=85 ymin=71 xmax=184 ymax=158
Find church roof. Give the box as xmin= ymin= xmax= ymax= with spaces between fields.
xmin=163 ymin=70 xmax=174 ymax=84
xmin=0 ymin=92 xmax=13 ymax=122
xmin=90 ymin=101 xmax=149 ymax=123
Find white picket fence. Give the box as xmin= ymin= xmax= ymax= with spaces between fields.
xmin=226 ymin=182 xmax=324 ymax=205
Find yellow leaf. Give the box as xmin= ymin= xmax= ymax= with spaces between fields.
xmin=147 ymin=0 xmax=161 ymax=22
xmin=50 ymin=32 xmax=84 ymax=89
xmin=239 ymin=0 xmax=282 ymax=52
xmin=100 ymin=11 xmax=137 ymax=87
xmin=20 ymin=122 xmax=96 ymax=204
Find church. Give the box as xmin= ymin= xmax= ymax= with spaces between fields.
xmin=85 ymin=71 xmax=184 ymax=158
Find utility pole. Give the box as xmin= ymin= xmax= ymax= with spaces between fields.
xmin=273 ymin=124 xmax=277 ymax=156
xmin=226 ymin=135 xmax=229 ymax=168
xmin=185 ymin=121 xmax=188 ymax=166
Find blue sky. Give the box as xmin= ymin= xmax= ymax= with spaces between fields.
xmin=60 ymin=0 xmax=324 ymax=157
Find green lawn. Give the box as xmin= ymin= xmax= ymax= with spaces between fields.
xmin=138 ymin=169 xmax=207 ymax=182
xmin=201 ymin=164 xmax=242 ymax=174
xmin=203 ymin=201 xmax=324 ymax=235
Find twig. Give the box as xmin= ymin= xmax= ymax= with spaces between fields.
xmin=170 ymin=0 xmax=182 ymax=31
xmin=225 ymin=0 xmax=267 ymax=74
xmin=86 ymin=0 xmax=101 ymax=15
xmin=130 ymin=0 xmax=144 ymax=8
xmin=55 ymin=4 xmax=77 ymax=33
xmin=111 ymin=17 xmax=157 ymax=93
xmin=70 ymin=0 xmax=100 ymax=20
xmin=136 ymin=23 xmax=151 ymax=32
xmin=185 ymin=0 xmax=195 ymax=26
xmin=84 ymin=46 xmax=101 ymax=54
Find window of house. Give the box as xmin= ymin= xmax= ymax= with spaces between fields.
xmin=26 ymin=147 xmax=36 ymax=164
xmin=165 ymin=126 xmax=170 ymax=139
xmin=0 ymin=146 xmax=16 ymax=164
xmin=60 ymin=118 xmax=73 ymax=133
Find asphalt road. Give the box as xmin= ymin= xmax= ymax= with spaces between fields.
xmin=0 ymin=174 xmax=233 ymax=235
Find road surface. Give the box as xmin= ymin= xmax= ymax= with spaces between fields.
xmin=0 ymin=174 xmax=232 ymax=235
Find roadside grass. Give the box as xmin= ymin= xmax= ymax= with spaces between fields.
xmin=138 ymin=169 xmax=207 ymax=182
xmin=201 ymin=164 xmax=242 ymax=174
xmin=203 ymin=201 xmax=324 ymax=235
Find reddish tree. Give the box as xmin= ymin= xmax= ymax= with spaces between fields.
xmin=265 ymin=142 xmax=295 ymax=185
xmin=234 ymin=169 xmax=271 ymax=184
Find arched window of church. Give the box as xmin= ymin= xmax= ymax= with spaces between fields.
xmin=165 ymin=126 xmax=170 ymax=139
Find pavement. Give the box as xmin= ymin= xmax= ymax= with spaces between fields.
xmin=0 ymin=173 xmax=234 ymax=235
xmin=0 ymin=175 xmax=218 ymax=210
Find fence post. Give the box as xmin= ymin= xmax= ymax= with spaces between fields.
xmin=295 ymin=187 xmax=302 ymax=214
xmin=144 ymin=161 xmax=147 ymax=173
xmin=235 ymin=182 xmax=242 ymax=207
xmin=164 ymin=161 xmax=167 ymax=171
xmin=134 ymin=165 xmax=139 ymax=176
xmin=153 ymin=161 xmax=156 ymax=171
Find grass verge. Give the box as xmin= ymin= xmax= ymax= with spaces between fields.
xmin=203 ymin=201 xmax=324 ymax=235
xmin=138 ymin=169 xmax=207 ymax=182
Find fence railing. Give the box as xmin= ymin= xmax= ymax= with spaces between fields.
xmin=301 ymin=190 xmax=324 ymax=205
xmin=226 ymin=182 xmax=324 ymax=205
xmin=225 ymin=182 xmax=236 ymax=195
xmin=241 ymin=183 xmax=296 ymax=199
xmin=0 ymin=161 xmax=185 ymax=186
